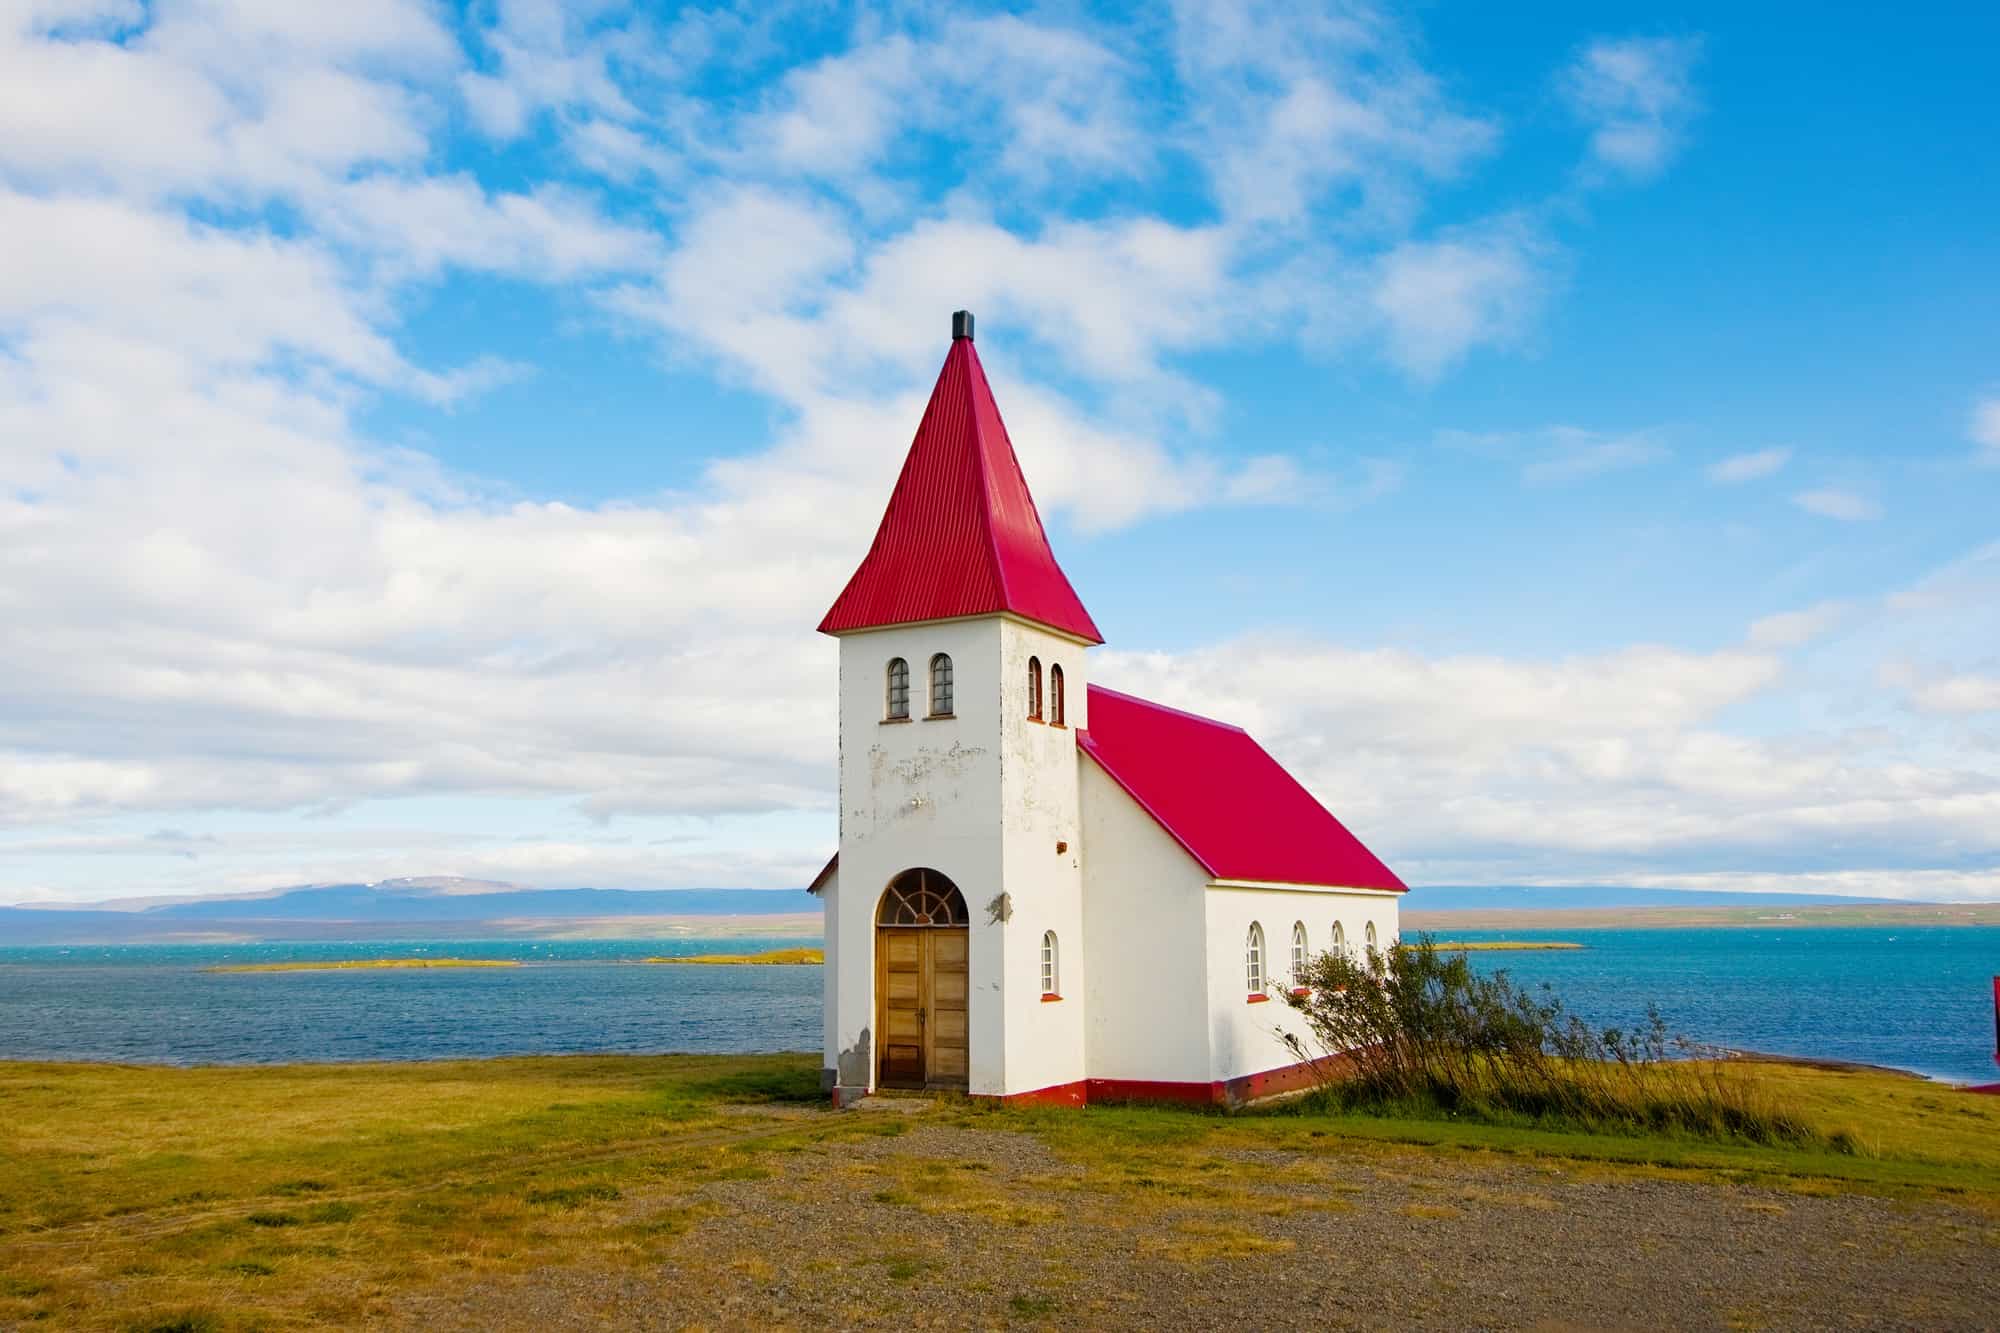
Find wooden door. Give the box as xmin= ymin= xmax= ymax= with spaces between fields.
xmin=874 ymin=927 xmax=969 ymax=1091
xmin=927 ymin=928 xmax=968 ymax=1087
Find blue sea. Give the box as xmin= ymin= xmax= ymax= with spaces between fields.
xmin=0 ymin=927 xmax=1994 ymax=1084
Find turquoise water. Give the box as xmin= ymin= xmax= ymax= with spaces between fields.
xmin=0 ymin=939 xmax=820 ymax=1065
xmin=1443 ymin=926 xmax=1999 ymax=1084
xmin=0 ymin=927 xmax=1994 ymax=1082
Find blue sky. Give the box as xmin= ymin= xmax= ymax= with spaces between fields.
xmin=2 ymin=0 xmax=1997 ymax=904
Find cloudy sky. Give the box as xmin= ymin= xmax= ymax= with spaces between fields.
xmin=3 ymin=0 xmax=1998 ymax=906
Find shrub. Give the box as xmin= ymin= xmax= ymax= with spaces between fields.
xmin=1280 ymin=934 xmax=1825 ymax=1147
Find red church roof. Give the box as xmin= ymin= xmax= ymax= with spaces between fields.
xmin=818 ymin=315 xmax=1102 ymax=644
xmin=1079 ymin=686 xmax=1407 ymax=892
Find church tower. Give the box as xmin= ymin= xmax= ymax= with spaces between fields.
xmin=815 ymin=311 xmax=1099 ymax=1103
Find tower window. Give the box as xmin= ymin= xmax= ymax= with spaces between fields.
xmin=929 ymin=653 xmax=953 ymax=717
xmin=1245 ymin=922 xmax=1265 ymax=995
xmin=885 ymin=658 xmax=909 ymax=720
xmin=1040 ymin=930 xmax=1059 ymax=997
xmin=1049 ymin=664 xmax=1065 ymax=726
xmin=1028 ymin=656 xmax=1043 ymax=720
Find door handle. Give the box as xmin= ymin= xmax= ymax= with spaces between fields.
xmin=918 ymin=1006 xmax=927 ymax=1027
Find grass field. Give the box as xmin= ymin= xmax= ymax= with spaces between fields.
xmin=2 ymin=1054 xmax=1996 ymax=1330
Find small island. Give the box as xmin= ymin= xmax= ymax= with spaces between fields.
xmin=1433 ymin=940 xmax=1585 ymax=952
xmin=203 ymin=958 xmax=521 ymax=974
xmin=646 ymin=947 xmax=824 ymax=966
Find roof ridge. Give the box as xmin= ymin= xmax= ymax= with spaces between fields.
xmin=1087 ymin=683 xmax=1249 ymax=734
xmin=962 ymin=341 xmax=1014 ymax=612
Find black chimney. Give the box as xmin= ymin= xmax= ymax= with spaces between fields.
xmin=952 ymin=309 xmax=975 ymax=341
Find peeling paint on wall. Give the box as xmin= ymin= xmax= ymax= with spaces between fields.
xmin=836 ymin=1025 xmax=872 ymax=1087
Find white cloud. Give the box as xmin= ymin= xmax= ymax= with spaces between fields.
xmin=1747 ymin=600 xmax=1849 ymax=648
xmin=1707 ymin=447 xmax=1791 ymax=483
xmin=1371 ymin=225 xmax=1543 ymax=379
xmin=1793 ymin=488 xmax=1881 ymax=521
xmin=1561 ymin=35 xmax=1701 ymax=179
xmin=1972 ymin=395 xmax=2000 ymax=464
xmin=1095 ymin=629 xmax=2000 ymax=894
xmin=1439 ymin=425 xmax=1668 ymax=485
xmin=1170 ymin=0 xmax=1497 ymax=226
xmin=1521 ymin=427 xmax=1668 ymax=485
xmin=1903 ymin=673 xmax=2000 ymax=716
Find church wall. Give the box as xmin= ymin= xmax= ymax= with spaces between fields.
xmin=817 ymin=868 xmax=839 ymax=1089
xmin=832 ymin=618 xmax=1008 ymax=1096
xmin=1077 ymin=758 xmax=1212 ymax=1084
xmin=994 ymin=620 xmax=1091 ymax=1096
xmin=1201 ymin=885 xmax=1403 ymax=1087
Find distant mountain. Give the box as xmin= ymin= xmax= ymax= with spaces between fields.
xmin=1408 ymin=886 xmax=1904 ymax=911
xmin=0 ymin=878 xmax=817 ymax=946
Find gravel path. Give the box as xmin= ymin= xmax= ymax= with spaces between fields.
xmin=399 ymin=1117 xmax=2000 ymax=1331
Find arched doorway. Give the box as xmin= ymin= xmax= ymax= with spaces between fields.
xmin=875 ymin=869 xmax=969 ymax=1090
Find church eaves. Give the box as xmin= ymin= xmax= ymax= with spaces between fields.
xmin=817 ymin=311 xmax=1104 ymax=644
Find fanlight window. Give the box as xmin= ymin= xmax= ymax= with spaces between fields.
xmin=1245 ymin=922 xmax=1266 ymax=994
xmin=885 ymin=657 xmax=910 ymax=720
xmin=1049 ymin=664 xmax=1065 ymax=725
xmin=1028 ymin=656 xmax=1043 ymax=720
xmin=877 ymin=868 xmax=969 ymax=926
xmin=1365 ymin=921 xmax=1378 ymax=952
xmin=930 ymin=653 xmax=954 ymax=717
xmin=1040 ymin=930 xmax=1059 ymax=996
xmin=1332 ymin=921 xmax=1346 ymax=956
xmin=1291 ymin=921 xmax=1308 ymax=981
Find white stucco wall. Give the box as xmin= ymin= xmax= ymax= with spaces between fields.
xmin=817 ymin=867 xmax=839 ymax=1085
xmin=994 ymin=619 xmax=1089 ymax=1096
xmin=827 ymin=613 xmax=1093 ymax=1098
xmin=1077 ymin=757 xmax=1212 ymax=1084
xmin=1201 ymin=884 xmax=1403 ymax=1085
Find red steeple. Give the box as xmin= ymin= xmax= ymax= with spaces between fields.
xmin=818 ymin=313 xmax=1103 ymax=644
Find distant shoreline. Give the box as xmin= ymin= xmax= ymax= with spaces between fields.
xmin=646 ymin=947 xmax=823 ymax=966
xmin=1405 ymin=902 xmax=2000 ymax=931
xmin=1432 ymin=940 xmax=1584 ymax=951
xmin=203 ymin=958 xmax=521 ymax=974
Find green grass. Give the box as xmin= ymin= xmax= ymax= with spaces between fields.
xmin=201 ymin=959 xmax=520 ymax=973
xmin=1 ymin=1052 xmax=1994 ymax=1329
xmin=644 ymin=947 xmax=824 ymax=965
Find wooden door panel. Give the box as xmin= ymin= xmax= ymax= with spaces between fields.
xmin=927 ymin=927 xmax=969 ymax=1089
xmin=877 ymin=927 xmax=926 ymax=1089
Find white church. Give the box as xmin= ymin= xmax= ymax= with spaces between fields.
xmin=811 ymin=311 xmax=1407 ymax=1108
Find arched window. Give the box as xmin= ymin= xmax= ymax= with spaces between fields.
xmin=1332 ymin=921 xmax=1346 ymax=957
xmin=1040 ymin=930 xmax=1059 ymax=997
xmin=1049 ymin=664 xmax=1065 ymax=725
xmin=1365 ymin=921 xmax=1378 ymax=953
xmin=1027 ymin=656 xmax=1043 ymax=720
xmin=929 ymin=653 xmax=953 ymax=717
xmin=876 ymin=868 xmax=969 ymax=926
xmin=885 ymin=658 xmax=909 ymax=720
xmin=1245 ymin=922 xmax=1265 ymax=994
xmin=1291 ymin=921 xmax=1308 ymax=982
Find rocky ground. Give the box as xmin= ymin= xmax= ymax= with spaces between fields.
xmin=399 ymin=1108 xmax=2000 ymax=1332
